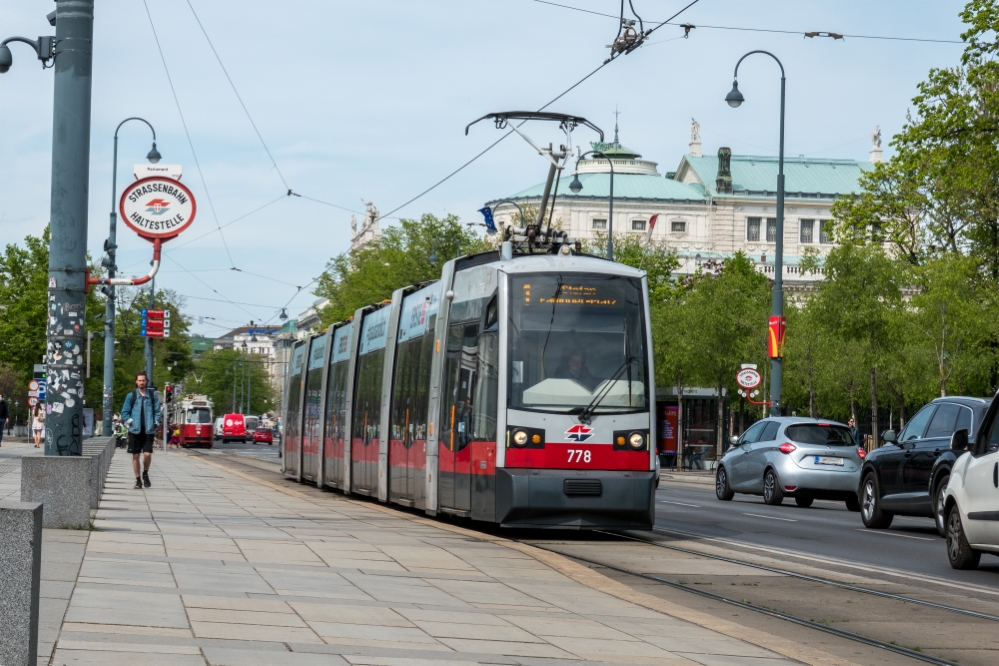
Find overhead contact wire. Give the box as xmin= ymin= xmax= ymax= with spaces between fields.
xmin=142 ymin=0 xmax=236 ymax=269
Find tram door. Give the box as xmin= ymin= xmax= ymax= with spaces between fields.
xmin=301 ymin=334 xmax=327 ymax=482
xmin=351 ymin=307 xmax=390 ymax=497
xmin=439 ymin=322 xmax=479 ymax=512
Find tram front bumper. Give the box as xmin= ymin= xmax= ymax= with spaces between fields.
xmin=496 ymin=468 xmax=655 ymax=529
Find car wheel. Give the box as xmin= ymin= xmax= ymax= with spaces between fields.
xmin=715 ymin=467 xmax=734 ymax=501
xmin=794 ymin=495 xmax=814 ymax=508
xmin=860 ymin=473 xmax=893 ymax=528
xmin=946 ymin=505 xmax=981 ymax=570
xmin=845 ymin=494 xmax=861 ymax=512
xmin=933 ymin=476 xmax=949 ymax=537
xmin=763 ymin=469 xmax=784 ymax=505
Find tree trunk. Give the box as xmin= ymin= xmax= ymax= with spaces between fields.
xmin=870 ymin=366 xmax=878 ymax=449
xmin=808 ymin=368 xmax=816 ymax=418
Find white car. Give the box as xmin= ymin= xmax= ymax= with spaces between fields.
xmin=942 ymin=406 xmax=999 ymax=570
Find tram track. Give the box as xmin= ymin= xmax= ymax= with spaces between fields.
xmin=522 ymin=540 xmax=962 ymax=666
xmin=598 ymin=529 xmax=999 ymax=622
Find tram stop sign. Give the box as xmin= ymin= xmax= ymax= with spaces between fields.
xmin=736 ymin=367 xmax=762 ymax=390
xmin=119 ymin=176 xmax=197 ymax=243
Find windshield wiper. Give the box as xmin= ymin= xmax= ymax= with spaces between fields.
xmin=577 ymin=355 xmax=640 ymax=424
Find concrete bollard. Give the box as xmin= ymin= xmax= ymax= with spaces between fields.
xmin=20 ymin=458 xmax=92 ymax=529
xmin=0 ymin=502 xmax=43 ymax=666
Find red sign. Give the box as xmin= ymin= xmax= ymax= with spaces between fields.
xmin=659 ymin=404 xmax=679 ymax=454
xmin=143 ymin=319 xmax=166 ymax=330
xmin=145 ymin=309 xmax=167 ymax=318
xmin=768 ymin=315 xmax=786 ymax=358
xmin=119 ymin=177 xmax=197 ymax=242
xmin=142 ymin=330 xmax=166 ymax=338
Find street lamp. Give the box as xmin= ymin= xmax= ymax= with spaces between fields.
xmin=101 ymin=117 xmax=161 ymax=436
xmin=568 ymin=149 xmax=615 ymax=260
xmin=725 ymin=50 xmax=786 ymax=415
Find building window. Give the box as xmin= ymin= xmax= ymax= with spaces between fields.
xmin=632 ymin=219 xmax=646 ymax=232
xmin=591 ymin=219 xmax=607 ymax=230
xmin=819 ymin=220 xmax=832 ymax=244
xmin=747 ymin=217 xmax=761 ymax=242
xmin=671 ymin=220 xmax=687 ymax=233
xmin=766 ymin=218 xmax=777 ymax=243
xmin=799 ymin=219 xmax=814 ymax=244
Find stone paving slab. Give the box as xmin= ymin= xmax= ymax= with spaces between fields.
xmin=39 ymin=451 xmax=815 ymax=666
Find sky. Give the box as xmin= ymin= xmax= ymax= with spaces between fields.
xmin=0 ymin=1 xmax=969 ymax=337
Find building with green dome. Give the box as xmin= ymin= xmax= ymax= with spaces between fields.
xmin=487 ymin=120 xmax=878 ymax=284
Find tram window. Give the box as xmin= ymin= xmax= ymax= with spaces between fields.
xmin=442 ymin=322 xmax=491 ymax=452
xmin=186 ymin=408 xmax=212 ymax=424
xmin=508 ymin=274 xmax=648 ymax=414
xmin=390 ymin=331 xmax=434 ymax=447
xmin=285 ymin=345 xmax=306 ymax=442
xmin=324 ymin=361 xmax=349 ymax=443
xmin=352 ymin=349 xmax=385 ymax=446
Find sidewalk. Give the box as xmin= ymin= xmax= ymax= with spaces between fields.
xmin=43 ymin=449 xmax=799 ymax=666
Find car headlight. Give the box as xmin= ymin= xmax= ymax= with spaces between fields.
xmin=513 ymin=430 xmax=528 ymax=446
xmin=629 ymin=432 xmax=645 ymax=449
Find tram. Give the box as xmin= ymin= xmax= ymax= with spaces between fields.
xmin=172 ymin=394 xmax=215 ymax=448
xmin=283 ymin=238 xmax=656 ymax=528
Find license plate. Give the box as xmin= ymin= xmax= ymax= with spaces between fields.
xmin=815 ymin=456 xmax=844 ymax=466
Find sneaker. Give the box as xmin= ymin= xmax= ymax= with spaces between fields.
xmin=142 ymin=471 xmax=151 ymax=488
xmin=134 ymin=478 xmax=143 ymax=489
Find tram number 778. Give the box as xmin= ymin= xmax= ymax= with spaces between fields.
xmin=567 ymin=449 xmax=592 ymax=464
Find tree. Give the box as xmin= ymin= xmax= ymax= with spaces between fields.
xmin=191 ymin=348 xmax=274 ymax=415
xmin=315 ymin=214 xmax=489 ymax=325
xmin=686 ymin=253 xmax=770 ymax=457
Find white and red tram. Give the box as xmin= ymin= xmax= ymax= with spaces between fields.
xmin=173 ymin=394 xmax=215 ymax=448
xmin=283 ymin=240 xmax=657 ymax=528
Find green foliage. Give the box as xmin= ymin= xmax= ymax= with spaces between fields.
xmin=111 ymin=287 xmax=193 ymax=412
xmin=315 ymin=214 xmax=490 ymax=325
xmin=190 ymin=348 xmax=274 ymax=415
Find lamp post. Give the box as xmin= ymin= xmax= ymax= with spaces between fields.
xmin=569 ymin=150 xmax=615 ymax=260
xmin=725 ymin=50 xmax=786 ymax=415
xmin=102 ymin=118 xmax=161 ymax=436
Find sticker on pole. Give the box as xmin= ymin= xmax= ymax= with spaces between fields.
xmin=119 ymin=177 xmax=197 ymax=242
xmin=736 ymin=367 xmax=762 ymax=390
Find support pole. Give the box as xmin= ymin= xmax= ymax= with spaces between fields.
xmin=101 ymin=137 xmax=119 ymax=436
xmin=145 ymin=276 xmax=154 ymax=387
xmin=45 ymin=0 xmax=95 ymax=457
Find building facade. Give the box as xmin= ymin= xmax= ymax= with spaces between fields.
xmin=488 ymin=120 xmax=879 ymax=286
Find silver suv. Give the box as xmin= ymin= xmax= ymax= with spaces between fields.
xmin=716 ymin=417 xmax=865 ymax=510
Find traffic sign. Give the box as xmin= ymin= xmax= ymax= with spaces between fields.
xmin=28 ymin=379 xmax=39 ymax=392
xmin=120 ymin=177 xmax=197 ymax=242
xmin=142 ymin=309 xmax=170 ymax=318
xmin=141 ymin=318 xmax=169 ymax=330
xmin=28 ymin=397 xmax=38 ymax=407
xmin=736 ymin=367 xmax=762 ymax=390
xmin=141 ymin=329 xmax=169 ymax=338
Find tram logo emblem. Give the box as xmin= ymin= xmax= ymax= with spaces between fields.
xmin=565 ymin=424 xmax=593 ymax=442
xmin=145 ymin=198 xmax=171 ymax=215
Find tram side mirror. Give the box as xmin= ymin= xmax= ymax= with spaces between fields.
xmin=881 ymin=430 xmax=896 ymax=444
xmin=950 ymin=428 xmax=969 ymax=452
xmin=728 ymin=435 xmax=740 ymax=446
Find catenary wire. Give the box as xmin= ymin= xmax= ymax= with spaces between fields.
xmin=142 ymin=0 xmax=236 ymax=269
xmin=381 ymin=0 xmax=702 ymax=219
xmin=186 ymin=0 xmax=290 ymax=191
xmin=532 ymin=0 xmax=964 ymax=44
xmin=163 ymin=255 xmax=262 ymax=321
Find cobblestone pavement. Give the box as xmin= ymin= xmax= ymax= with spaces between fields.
xmin=44 ymin=450 xmax=808 ymax=666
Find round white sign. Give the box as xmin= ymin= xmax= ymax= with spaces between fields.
xmin=28 ymin=379 xmax=39 ymax=391
xmin=119 ymin=177 xmax=197 ymax=241
xmin=736 ymin=367 xmax=762 ymax=390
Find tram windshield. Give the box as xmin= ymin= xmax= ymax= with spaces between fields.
xmin=508 ymin=273 xmax=648 ymax=414
xmin=186 ymin=408 xmax=212 ymax=424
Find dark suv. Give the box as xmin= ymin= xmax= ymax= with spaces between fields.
xmin=859 ymin=396 xmax=991 ymax=535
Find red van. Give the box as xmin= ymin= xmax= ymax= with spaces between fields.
xmin=222 ymin=413 xmax=247 ymax=443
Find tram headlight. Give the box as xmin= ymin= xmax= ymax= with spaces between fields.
xmin=628 ymin=432 xmax=645 ymax=450
xmin=513 ymin=430 xmax=529 ymax=446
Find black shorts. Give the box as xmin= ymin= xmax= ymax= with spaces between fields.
xmin=127 ymin=432 xmax=156 ymax=454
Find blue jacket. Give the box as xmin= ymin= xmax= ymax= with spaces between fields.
xmin=120 ymin=389 xmax=162 ymax=435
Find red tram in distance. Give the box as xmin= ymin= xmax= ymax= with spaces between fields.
xmin=172 ymin=394 xmax=214 ymax=448
xmin=284 ymin=233 xmax=658 ymax=528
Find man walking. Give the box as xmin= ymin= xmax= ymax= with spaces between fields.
xmin=0 ymin=394 xmax=8 ymax=447
xmin=120 ymin=372 xmax=161 ymax=489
